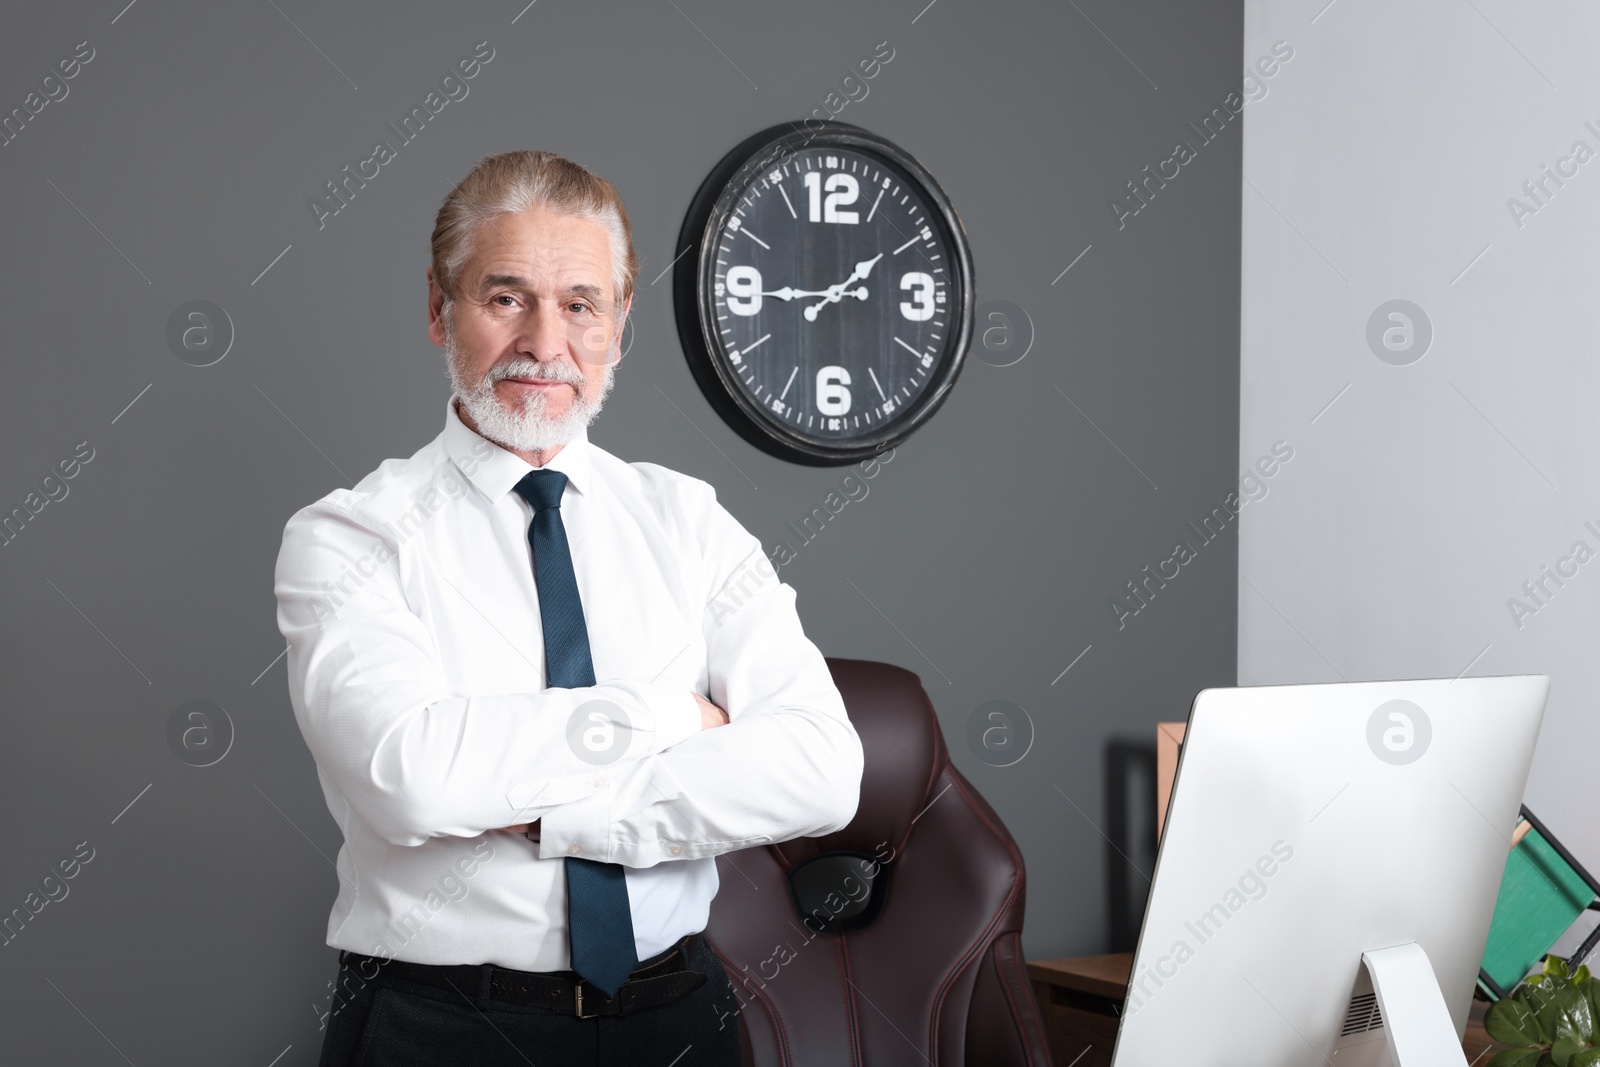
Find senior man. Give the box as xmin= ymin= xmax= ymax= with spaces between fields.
xmin=274 ymin=149 xmax=864 ymax=1066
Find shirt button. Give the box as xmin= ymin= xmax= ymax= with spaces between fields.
xmin=670 ymin=846 xmax=682 ymax=855
xmin=593 ymin=778 xmax=605 ymax=788
xmin=568 ymin=844 xmax=581 ymax=855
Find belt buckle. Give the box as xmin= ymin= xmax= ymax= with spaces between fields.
xmin=575 ymin=981 xmax=601 ymax=1019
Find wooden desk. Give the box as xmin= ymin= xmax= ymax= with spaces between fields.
xmin=1027 ymin=953 xmax=1506 ymax=1066
xmin=1026 ymin=954 xmax=1129 ymax=1067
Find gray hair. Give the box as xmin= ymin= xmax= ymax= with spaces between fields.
xmin=430 ymin=150 xmax=639 ymax=311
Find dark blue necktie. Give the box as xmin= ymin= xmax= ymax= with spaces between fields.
xmin=513 ymin=468 xmax=639 ymax=999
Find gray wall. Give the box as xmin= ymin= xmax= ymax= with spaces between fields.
xmin=0 ymin=1 xmax=1240 ymax=1060
xmin=1239 ymin=2 xmax=1598 ymax=879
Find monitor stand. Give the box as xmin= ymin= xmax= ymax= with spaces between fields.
xmin=1362 ymin=943 xmax=1469 ymax=1066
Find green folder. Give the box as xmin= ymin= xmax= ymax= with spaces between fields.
xmin=1479 ymin=808 xmax=1600 ymax=998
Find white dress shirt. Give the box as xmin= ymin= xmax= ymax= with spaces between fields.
xmin=274 ymin=395 xmax=863 ymax=970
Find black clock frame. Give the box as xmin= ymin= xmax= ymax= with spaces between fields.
xmin=672 ymin=121 xmax=975 ymax=467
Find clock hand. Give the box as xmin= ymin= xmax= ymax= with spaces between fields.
xmin=841 ymin=253 xmax=884 ymax=288
xmin=758 ymin=255 xmax=885 ymax=317
xmin=760 ymin=286 xmax=835 ymax=301
xmin=764 ymin=262 xmax=879 ymax=301
xmin=802 ymin=287 xmax=869 ymax=321
xmin=798 ymin=254 xmax=887 ymax=320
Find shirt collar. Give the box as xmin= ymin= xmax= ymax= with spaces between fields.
xmin=442 ymin=394 xmax=594 ymax=503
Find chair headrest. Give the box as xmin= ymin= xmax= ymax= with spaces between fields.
xmin=774 ymin=658 xmax=947 ymax=866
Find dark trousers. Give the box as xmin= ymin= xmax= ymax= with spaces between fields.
xmin=317 ymin=933 xmax=743 ymax=1066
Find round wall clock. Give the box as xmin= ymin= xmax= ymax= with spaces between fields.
xmin=673 ymin=121 xmax=975 ymax=466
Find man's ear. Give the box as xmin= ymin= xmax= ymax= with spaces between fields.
xmin=426 ymin=265 xmax=447 ymax=348
xmin=605 ymin=294 xmax=631 ymax=366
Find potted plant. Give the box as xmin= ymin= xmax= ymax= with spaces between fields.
xmin=1484 ymin=955 xmax=1600 ymax=1066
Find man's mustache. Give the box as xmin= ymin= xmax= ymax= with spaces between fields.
xmin=487 ymin=361 xmax=583 ymax=387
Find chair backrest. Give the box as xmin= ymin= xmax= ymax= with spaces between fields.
xmin=703 ymin=658 xmax=1052 ymax=1066
xmin=1479 ymin=807 xmax=1600 ymax=997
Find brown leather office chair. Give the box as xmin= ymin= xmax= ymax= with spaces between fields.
xmin=703 ymin=658 xmax=1053 ymax=1066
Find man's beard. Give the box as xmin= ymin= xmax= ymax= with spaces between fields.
xmin=444 ymin=318 xmax=615 ymax=453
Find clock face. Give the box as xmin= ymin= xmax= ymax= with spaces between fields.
xmin=675 ymin=123 xmax=974 ymax=465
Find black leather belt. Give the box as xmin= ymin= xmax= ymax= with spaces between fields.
xmin=341 ymin=934 xmax=708 ymax=1019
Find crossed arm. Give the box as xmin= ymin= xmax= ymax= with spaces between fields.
xmin=274 ymin=479 xmax=862 ymax=865
xmin=502 ymin=693 xmax=729 ymax=838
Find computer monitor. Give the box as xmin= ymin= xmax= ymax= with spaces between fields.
xmin=1109 ymin=674 xmax=1549 ymax=1067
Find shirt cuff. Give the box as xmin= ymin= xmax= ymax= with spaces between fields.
xmin=537 ymin=783 xmax=611 ymax=862
xmin=536 ymin=757 xmax=696 ymax=867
